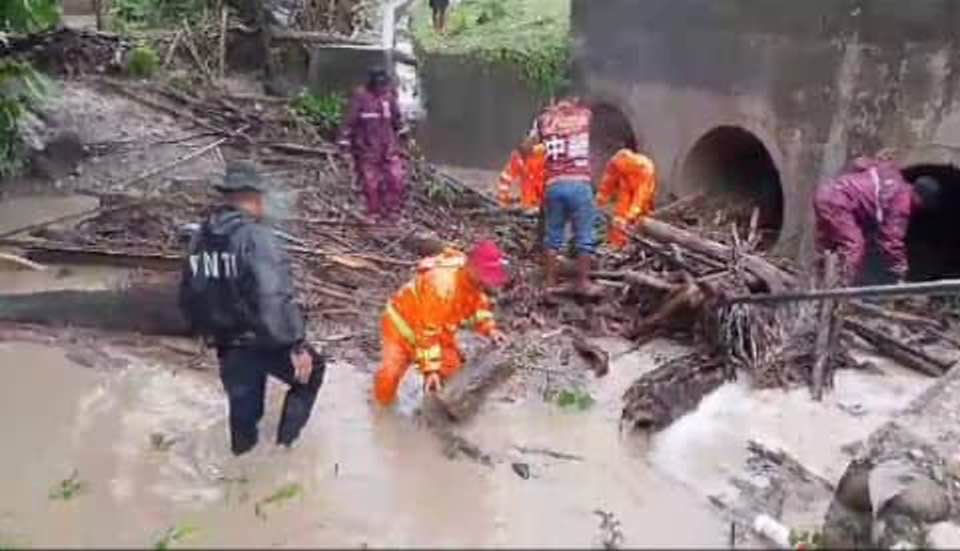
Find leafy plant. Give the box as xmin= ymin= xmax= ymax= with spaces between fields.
xmin=547 ymin=388 xmax=595 ymax=411
xmin=0 ymin=0 xmax=57 ymax=178
xmin=127 ymin=44 xmax=160 ymax=77
xmin=254 ymin=482 xmax=303 ymax=519
xmin=289 ymin=91 xmax=346 ymax=136
xmin=48 ymin=469 xmax=88 ymax=501
xmin=153 ymin=523 xmax=197 ymax=550
xmin=1 ymin=0 xmax=60 ymax=33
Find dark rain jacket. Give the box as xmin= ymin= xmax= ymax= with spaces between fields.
xmin=338 ymin=86 xmax=403 ymax=161
xmin=178 ymin=206 xmax=305 ymax=349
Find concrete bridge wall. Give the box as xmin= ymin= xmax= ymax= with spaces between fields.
xmin=572 ymin=0 xmax=960 ymax=261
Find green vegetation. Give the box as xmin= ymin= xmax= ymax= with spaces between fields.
xmin=153 ymin=523 xmax=197 ymax=550
xmin=1 ymin=0 xmax=60 ymax=33
xmin=411 ymin=0 xmax=571 ymax=98
xmin=1 ymin=0 xmax=58 ymax=178
xmin=127 ymin=44 xmax=161 ymax=77
xmin=48 ymin=470 xmax=88 ymax=501
xmin=289 ymin=91 xmax=346 ymax=136
xmin=546 ymin=388 xmax=595 ymax=411
xmin=109 ymin=0 xmax=211 ymax=30
xmin=254 ymin=482 xmax=303 ymax=519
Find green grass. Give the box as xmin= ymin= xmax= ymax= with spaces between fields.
xmin=153 ymin=523 xmax=197 ymax=550
xmin=254 ymin=482 xmax=303 ymax=520
xmin=411 ymin=0 xmax=572 ymax=97
xmin=412 ymin=0 xmax=569 ymax=56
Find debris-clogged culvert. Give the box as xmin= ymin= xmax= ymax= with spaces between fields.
xmin=680 ymin=126 xmax=784 ymax=249
xmin=902 ymin=164 xmax=960 ymax=282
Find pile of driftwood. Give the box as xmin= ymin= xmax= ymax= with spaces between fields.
xmin=618 ymin=215 xmax=960 ymax=433
xmin=1 ymin=27 xmax=133 ymax=77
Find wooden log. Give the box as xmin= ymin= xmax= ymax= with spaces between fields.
xmin=621 ymin=352 xmax=733 ymax=432
xmin=429 ymin=345 xmax=516 ymax=422
xmin=0 ymin=280 xmax=189 ymax=336
xmin=812 ymin=252 xmax=839 ymax=401
xmin=571 ymin=332 xmax=610 ymax=377
xmin=0 ymin=252 xmax=47 ymax=271
xmin=845 ymin=319 xmax=949 ymax=377
xmin=22 ymin=245 xmax=182 ymax=271
xmin=638 ymin=217 xmax=793 ymax=292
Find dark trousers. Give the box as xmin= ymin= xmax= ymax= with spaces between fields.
xmin=217 ymin=344 xmax=326 ymax=456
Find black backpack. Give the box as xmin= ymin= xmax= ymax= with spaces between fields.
xmin=178 ymin=224 xmax=250 ymax=339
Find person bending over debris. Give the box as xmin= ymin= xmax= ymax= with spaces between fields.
xmin=430 ymin=0 xmax=450 ymax=33
xmin=179 ymin=161 xmax=326 ymax=456
xmin=814 ymin=154 xmax=940 ymax=285
xmin=530 ymin=97 xmax=602 ymax=297
xmin=374 ymin=241 xmax=509 ymax=406
xmin=338 ymin=66 xmax=408 ymax=223
xmin=497 ymin=137 xmax=546 ymax=216
xmin=597 ymin=146 xmax=657 ymax=250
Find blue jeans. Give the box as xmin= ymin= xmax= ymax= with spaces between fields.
xmin=544 ymin=180 xmax=597 ymax=256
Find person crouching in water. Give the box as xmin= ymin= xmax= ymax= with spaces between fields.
xmin=179 ymin=160 xmax=326 ymax=456
xmin=373 ymin=241 xmax=509 ymax=405
xmin=814 ymin=153 xmax=940 ymax=285
xmin=338 ymin=66 xmax=408 ymax=224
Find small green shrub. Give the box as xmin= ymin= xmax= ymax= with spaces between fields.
xmin=289 ymin=91 xmax=346 ymax=135
xmin=49 ymin=469 xmax=87 ymax=501
xmin=127 ymin=45 xmax=160 ymax=77
xmin=0 ymin=60 xmax=48 ymax=177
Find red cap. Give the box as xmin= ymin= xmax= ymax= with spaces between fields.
xmin=468 ymin=240 xmax=508 ymax=288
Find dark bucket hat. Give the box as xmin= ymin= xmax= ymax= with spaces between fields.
xmin=214 ymin=160 xmax=264 ymax=193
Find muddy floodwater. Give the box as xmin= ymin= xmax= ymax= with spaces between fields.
xmin=0 ymin=337 xmax=738 ymax=548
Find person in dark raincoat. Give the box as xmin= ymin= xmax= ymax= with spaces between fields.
xmin=338 ymin=66 xmax=407 ymax=223
xmin=179 ymin=160 xmax=326 ymax=456
xmin=814 ymin=155 xmax=940 ymax=284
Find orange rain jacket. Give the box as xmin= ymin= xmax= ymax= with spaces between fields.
xmin=374 ymin=248 xmax=497 ymax=405
xmin=597 ymin=149 xmax=657 ymax=249
xmin=497 ymin=144 xmax=546 ymax=212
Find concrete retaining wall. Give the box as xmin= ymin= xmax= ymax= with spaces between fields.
xmin=572 ymin=0 xmax=960 ymax=260
xmin=417 ymin=53 xmax=545 ymax=169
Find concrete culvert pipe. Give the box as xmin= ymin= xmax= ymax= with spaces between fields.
xmin=902 ymin=164 xmax=960 ymax=282
xmin=680 ymin=126 xmax=785 ymax=250
xmin=590 ymin=102 xmax=639 ymax=183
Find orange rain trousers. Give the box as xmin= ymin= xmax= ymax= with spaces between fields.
xmin=374 ymin=315 xmax=464 ymax=406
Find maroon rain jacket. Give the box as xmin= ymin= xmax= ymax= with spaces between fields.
xmin=338 ymin=86 xmax=403 ymax=161
xmin=813 ymin=157 xmax=915 ymax=280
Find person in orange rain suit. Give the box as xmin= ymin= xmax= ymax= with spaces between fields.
xmin=497 ymin=139 xmax=547 ymax=215
xmin=374 ymin=240 xmax=509 ymax=405
xmin=596 ymin=148 xmax=657 ymax=250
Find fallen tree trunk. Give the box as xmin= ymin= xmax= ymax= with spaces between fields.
xmin=427 ymin=344 xmax=517 ymax=422
xmin=845 ymin=319 xmax=949 ymax=377
xmin=621 ymin=352 xmax=734 ymax=432
xmin=22 ymin=245 xmax=183 ymax=271
xmin=0 ymin=281 xmax=189 ymax=336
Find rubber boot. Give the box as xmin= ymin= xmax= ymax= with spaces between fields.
xmin=543 ymin=252 xmax=559 ymax=289
xmin=575 ymin=255 xmax=603 ymax=298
